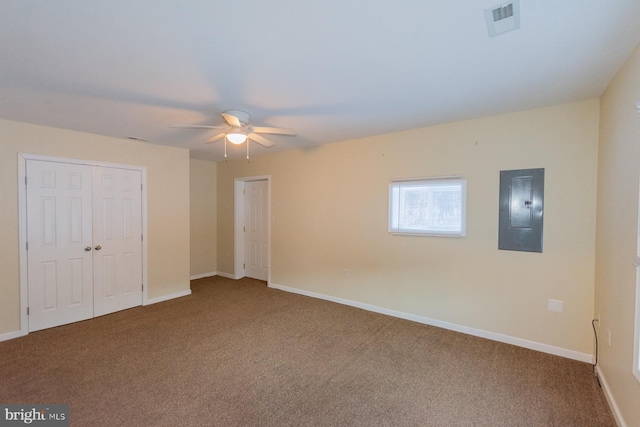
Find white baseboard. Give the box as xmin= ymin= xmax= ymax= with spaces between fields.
xmin=190 ymin=272 xmax=217 ymax=280
xmin=144 ymin=289 xmax=191 ymax=305
xmin=268 ymin=282 xmax=594 ymax=364
xmin=596 ymin=366 xmax=627 ymax=427
xmin=0 ymin=329 xmax=26 ymax=343
xmin=1 ymin=291 xmax=193 ymax=342
xmin=216 ymin=271 xmax=238 ymax=280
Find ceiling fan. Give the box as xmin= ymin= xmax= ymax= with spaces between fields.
xmin=170 ymin=110 xmax=296 ymax=158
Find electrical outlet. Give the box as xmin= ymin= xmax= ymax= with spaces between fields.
xmin=547 ymin=299 xmax=563 ymax=313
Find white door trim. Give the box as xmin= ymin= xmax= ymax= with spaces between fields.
xmin=234 ymin=175 xmax=271 ymax=283
xmin=17 ymin=153 xmax=148 ymax=336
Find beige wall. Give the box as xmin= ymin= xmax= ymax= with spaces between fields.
xmin=218 ymin=100 xmax=600 ymax=356
xmin=0 ymin=119 xmax=191 ymax=335
xmin=190 ymin=158 xmax=217 ymax=277
xmin=596 ymin=42 xmax=640 ymax=426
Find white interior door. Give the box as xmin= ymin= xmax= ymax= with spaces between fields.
xmin=244 ymin=180 xmax=268 ymax=281
xmin=26 ymin=160 xmax=143 ymax=331
xmin=26 ymin=160 xmax=94 ymax=332
xmin=93 ymin=166 xmax=143 ymax=317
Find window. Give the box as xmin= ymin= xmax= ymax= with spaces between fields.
xmin=389 ymin=177 xmax=466 ymax=237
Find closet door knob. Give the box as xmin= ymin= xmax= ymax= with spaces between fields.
xmin=95 ymin=245 xmax=102 ymax=251
xmin=85 ymin=246 xmax=92 ymax=251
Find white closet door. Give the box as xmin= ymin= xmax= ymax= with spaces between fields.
xmin=244 ymin=180 xmax=269 ymax=281
xmin=26 ymin=160 xmax=94 ymax=332
xmin=92 ymin=166 xmax=143 ymax=317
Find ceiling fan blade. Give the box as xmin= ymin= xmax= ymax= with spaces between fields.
xmin=205 ymin=133 xmax=226 ymax=144
xmin=169 ymin=124 xmax=225 ymax=129
xmin=248 ymin=133 xmax=275 ymax=147
xmin=221 ymin=112 xmax=242 ymax=128
xmin=251 ymin=126 xmax=296 ymax=136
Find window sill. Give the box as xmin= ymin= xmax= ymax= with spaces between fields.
xmin=389 ymin=231 xmax=466 ymax=238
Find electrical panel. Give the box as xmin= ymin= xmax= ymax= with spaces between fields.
xmin=498 ymin=168 xmax=544 ymax=252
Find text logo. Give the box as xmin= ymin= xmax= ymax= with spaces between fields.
xmin=0 ymin=405 xmax=69 ymax=427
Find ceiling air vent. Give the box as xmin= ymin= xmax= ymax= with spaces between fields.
xmin=485 ymin=0 xmax=520 ymax=37
xmin=492 ymin=4 xmax=513 ymax=21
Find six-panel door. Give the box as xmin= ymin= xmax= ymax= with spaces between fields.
xmin=26 ymin=160 xmax=143 ymax=331
xmin=27 ymin=161 xmax=95 ymax=331
xmin=244 ymin=180 xmax=268 ymax=281
xmin=92 ymin=166 xmax=143 ymax=317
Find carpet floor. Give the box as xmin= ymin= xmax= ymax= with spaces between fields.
xmin=0 ymin=276 xmax=614 ymax=426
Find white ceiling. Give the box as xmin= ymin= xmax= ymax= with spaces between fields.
xmin=1 ymin=1 xmax=639 ymax=162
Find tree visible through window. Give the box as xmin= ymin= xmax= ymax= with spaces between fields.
xmin=389 ymin=178 xmax=466 ymax=236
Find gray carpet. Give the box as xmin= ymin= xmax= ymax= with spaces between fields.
xmin=0 ymin=276 xmax=614 ymax=426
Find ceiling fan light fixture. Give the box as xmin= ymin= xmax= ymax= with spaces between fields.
xmin=226 ymin=132 xmax=247 ymax=144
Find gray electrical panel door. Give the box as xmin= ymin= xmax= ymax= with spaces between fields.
xmin=498 ymin=168 xmax=544 ymax=252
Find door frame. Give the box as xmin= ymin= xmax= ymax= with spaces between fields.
xmin=234 ymin=175 xmax=271 ymax=283
xmin=17 ymin=153 xmax=148 ymax=337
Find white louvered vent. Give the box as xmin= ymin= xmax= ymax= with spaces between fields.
xmin=492 ymin=4 xmax=513 ymax=22
xmin=485 ymin=0 xmax=520 ymax=37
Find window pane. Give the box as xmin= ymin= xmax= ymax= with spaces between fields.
xmin=389 ymin=179 xmax=466 ymax=236
xmin=399 ymin=187 xmax=430 ymax=230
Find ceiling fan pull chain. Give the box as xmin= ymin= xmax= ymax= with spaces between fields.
xmin=246 ymin=138 xmax=250 ymax=160
xmin=224 ymin=136 xmax=228 ymax=158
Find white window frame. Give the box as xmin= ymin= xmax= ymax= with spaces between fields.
xmin=389 ymin=176 xmax=467 ymax=237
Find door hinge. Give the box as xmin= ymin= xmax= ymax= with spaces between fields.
xmin=141 ymin=234 xmax=144 ymax=241
xmin=141 ymin=183 xmax=143 ymax=191
xmin=141 ymin=284 xmax=144 ymax=291
xmin=27 ymin=307 xmax=29 ymax=316
xmin=25 ymin=176 xmax=28 ymax=185
xmin=26 ymin=242 xmax=28 ymax=251
xmin=243 ymin=263 xmax=246 ymax=270
xmin=243 ymin=226 xmax=245 ymax=232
